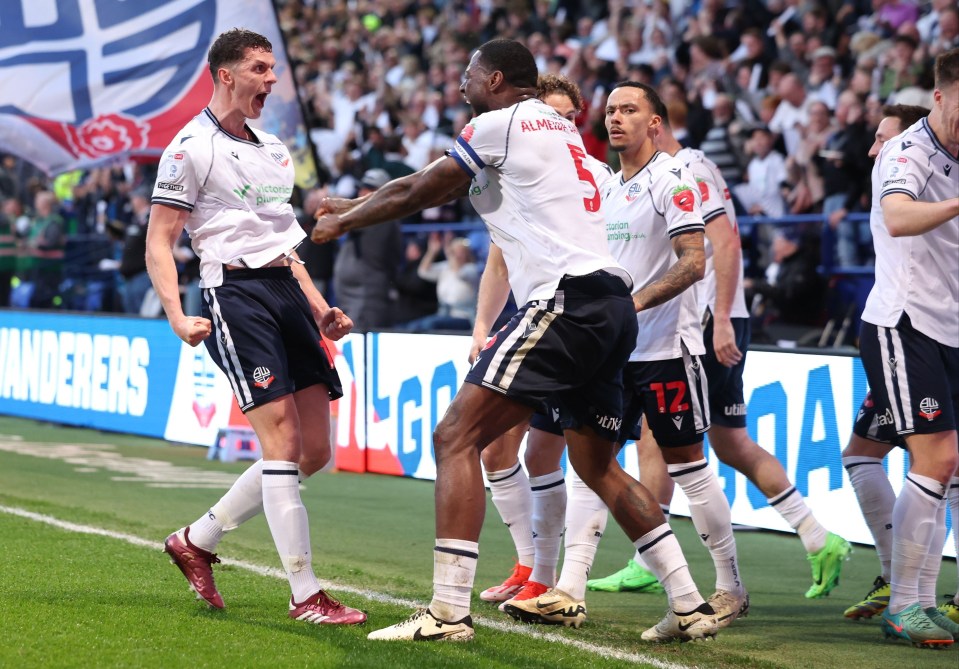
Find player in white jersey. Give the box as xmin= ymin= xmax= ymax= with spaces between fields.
xmin=145 ymin=29 xmax=365 ymax=626
xmin=312 ymin=39 xmax=716 ymax=643
xmin=858 ymin=48 xmax=959 ymax=648
xmin=589 ymin=115 xmax=851 ymax=607
xmin=511 ymin=81 xmax=733 ymax=641
xmin=474 ymin=74 xmax=613 ymax=613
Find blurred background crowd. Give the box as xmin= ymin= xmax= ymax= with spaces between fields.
xmin=1 ymin=0 xmax=955 ymax=345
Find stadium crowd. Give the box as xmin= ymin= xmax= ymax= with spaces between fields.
xmin=0 ymin=0 xmax=956 ymax=343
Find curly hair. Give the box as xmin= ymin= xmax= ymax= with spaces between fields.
xmin=536 ymin=74 xmax=585 ymax=113
xmin=208 ymin=28 xmax=273 ymax=82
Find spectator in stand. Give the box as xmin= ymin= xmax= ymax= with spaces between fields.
xmin=117 ymin=188 xmax=153 ymax=315
xmin=332 ymin=169 xmax=403 ymax=331
xmin=808 ymin=47 xmax=842 ymax=109
xmin=400 ymin=232 xmax=478 ymax=332
xmin=17 ymin=191 xmax=65 ymax=309
xmin=769 ymin=72 xmax=813 ymax=155
xmin=392 ymin=238 xmax=440 ymax=326
xmin=734 ymin=126 xmax=788 ymax=218
xmin=878 ymin=34 xmax=923 ymax=100
xmin=0 ymin=199 xmax=15 ymax=306
xmin=785 ymin=100 xmax=834 ymax=214
xmin=745 ymin=227 xmax=826 ymax=333
xmin=819 ymin=90 xmax=875 ymax=267
xmin=876 ymin=0 xmax=920 ymax=36
xmin=929 ymin=8 xmax=959 ymax=58
xmin=700 ymin=93 xmax=745 ymax=185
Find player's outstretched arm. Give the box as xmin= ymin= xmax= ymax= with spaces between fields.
xmin=311 ymin=156 xmax=471 ymax=243
xmin=145 ymin=203 xmax=211 ymax=347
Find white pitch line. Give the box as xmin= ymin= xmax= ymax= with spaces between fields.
xmin=0 ymin=504 xmax=693 ymax=669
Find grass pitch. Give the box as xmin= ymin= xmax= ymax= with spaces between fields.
xmin=0 ymin=416 xmax=955 ymax=668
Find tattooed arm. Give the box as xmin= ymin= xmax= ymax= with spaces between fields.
xmin=632 ymin=230 xmax=705 ymax=313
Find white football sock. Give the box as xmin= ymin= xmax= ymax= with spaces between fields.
xmin=486 ymin=463 xmax=535 ymax=568
xmin=189 ymin=459 xmax=265 ymax=552
xmin=529 ymin=469 xmax=566 ymax=587
xmin=557 ymin=465 xmax=608 ymax=601
xmin=949 ymin=476 xmax=959 ymax=604
xmin=262 ymin=460 xmax=321 ymax=603
xmin=635 ymin=523 xmax=704 ymax=611
xmin=918 ymin=497 xmax=947 ymax=609
xmin=631 ymin=505 xmax=669 ymax=569
xmin=843 ymin=456 xmax=895 ymax=580
xmin=668 ymin=459 xmax=743 ymax=594
xmin=430 ymin=538 xmax=478 ymax=621
xmin=889 ymin=473 xmax=946 ymax=614
xmin=768 ymin=485 xmax=828 ymax=554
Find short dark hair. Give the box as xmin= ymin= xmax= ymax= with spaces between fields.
xmin=611 ymin=81 xmax=668 ymax=122
xmin=476 ymin=39 xmax=538 ymax=89
xmin=934 ymin=48 xmax=959 ymax=89
xmin=537 ymin=74 xmax=584 ymax=112
xmin=208 ymin=28 xmax=272 ymax=82
xmin=881 ymin=104 xmax=930 ymax=131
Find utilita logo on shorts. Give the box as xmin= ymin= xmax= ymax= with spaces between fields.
xmin=252 ymin=366 xmax=274 ymax=389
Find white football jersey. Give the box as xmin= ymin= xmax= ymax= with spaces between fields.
xmin=152 ymin=108 xmax=306 ymax=288
xmin=450 ymin=98 xmax=629 ymax=305
xmin=861 ymin=118 xmax=959 ymax=348
xmin=602 ymin=151 xmax=706 ymax=361
xmin=676 ymin=147 xmax=749 ymax=319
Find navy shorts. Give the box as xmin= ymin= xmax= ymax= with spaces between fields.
xmin=703 ymin=314 xmax=750 ymax=428
xmin=620 ymin=344 xmax=711 ymax=447
xmin=530 ymin=401 xmax=564 ymax=436
xmin=467 ymin=271 xmax=637 ymax=441
xmin=851 ymin=391 xmax=903 ymax=446
xmin=859 ymin=313 xmax=959 ymax=436
xmin=201 ymin=266 xmax=343 ymax=411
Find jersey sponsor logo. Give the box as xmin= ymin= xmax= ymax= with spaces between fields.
xmin=896 ymin=156 xmax=907 ymax=163
xmin=233 ymin=184 xmax=252 ymax=199
xmin=156 ymin=182 xmax=183 ymax=191
xmin=468 ymin=180 xmax=489 ymax=197
xmin=696 ymin=177 xmax=710 ymax=201
xmin=625 ymin=182 xmax=643 ymax=202
xmin=671 ymin=185 xmax=695 ymax=212
xmin=270 ymin=151 xmax=289 ymax=167
xmin=173 ymin=153 xmax=184 ymax=160
xmin=460 ymin=123 xmax=475 ymax=143
xmin=607 ymin=220 xmax=643 ymax=242
xmin=918 ymin=397 xmax=941 ymax=421
xmin=882 ymin=178 xmax=907 ymax=186
xmin=252 ymin=366 xmax=274 ymax=389
xmin=723 ymin=187 xmax=731 ymax=200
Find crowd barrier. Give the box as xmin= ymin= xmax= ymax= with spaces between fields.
xmin=0 ymin=310 xmax=952 ymax=557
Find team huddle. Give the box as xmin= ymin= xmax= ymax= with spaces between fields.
xmin=147 ymin=30 xmax=959 ymax=650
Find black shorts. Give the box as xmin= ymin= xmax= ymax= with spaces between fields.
xmin=703 ymin=314 xmax=750 ymax=428
xmin=851 ymin=391 xmax=903 ymax=446
xmin=620 ymin=344 xmax=711 ymax=447
xmin=466 ymin=271 xmax=637 ymax=441
xmin=201 ymin=267 xmax=343 ymax=411
xmin=859 ymin=313 xmax=959 ymax=436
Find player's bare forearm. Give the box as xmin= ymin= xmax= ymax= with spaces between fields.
xmin=707 ymin=215 xmax=741 ymax=320
xmin=633 ymin=231 xmax=705 ymax=313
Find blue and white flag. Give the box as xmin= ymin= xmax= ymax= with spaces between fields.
xmin=0 ymin=0 xmax=318 ymax=187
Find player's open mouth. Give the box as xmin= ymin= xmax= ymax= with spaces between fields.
xmin=254 ymin=93 xmax=268 ymax=106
